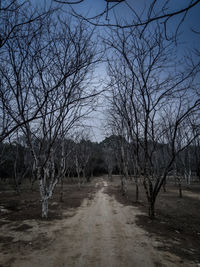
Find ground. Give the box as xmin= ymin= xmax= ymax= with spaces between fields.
xmin=0 ymin=177 xmax=200 ymax=267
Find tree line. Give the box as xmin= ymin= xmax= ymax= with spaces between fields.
xmin=1 ymin=133 xmax=200 ymax=213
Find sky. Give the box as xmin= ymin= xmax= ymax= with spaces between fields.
xmin=70 ymin=0 xmax=200 ymax=48
xmin=33 ymin=0 xmax=200 ymax=53
xmin=34 ymin=0 xmax=200 ymax=142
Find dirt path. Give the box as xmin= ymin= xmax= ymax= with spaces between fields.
xmin=10 ymin=179 xmax=196 ymax=267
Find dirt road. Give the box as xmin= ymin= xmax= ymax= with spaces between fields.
xmin=8 ymin=179 xmax=196 ymax=267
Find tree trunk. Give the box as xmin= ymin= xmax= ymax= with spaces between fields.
xmin=178 ymin=181 xmax=182 ymax=198
xmin=13 ymin=158 xmax=20 ymax=195
xmin=108 ymin=169 xmax=113 ymax=181
xmin=13 ymin=175 xmax=20 ymax=195
xmin=78 ymin=172 xmax=81 ymax=189
xmin=135 ymin=183 xmax=139 ymax=202
xmin=163 ymin=178 xmax=167 ymax=192
xmin=82 ymin=169 xmax=86 ymax=183
xmin=39 ymin=175 xmax=49 ymax=218
xmin=148 ymin=199 xmax=155 ymax=219
xmin=42 ymin=195 xmax=48 ymax=218
xmin=60 ymin=177 xmax=64 ymax=202
xmin=187 ymin=170 xmax=191 ymax=185
xmin=86 ymin=175 xmax=90 ymax=183
xmin=110 ymin=173 xmax=113 ymax=182
xmin=121 ymin=176 xmax=127 ymax=196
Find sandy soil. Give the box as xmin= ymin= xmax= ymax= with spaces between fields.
xmin=1 ymin=179 xmax=197 ymax=267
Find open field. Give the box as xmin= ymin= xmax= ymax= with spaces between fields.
xmin=0 ymin=176 xmax=200 ymax=266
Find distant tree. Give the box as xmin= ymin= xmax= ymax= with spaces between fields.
xmin=54 ymin=137 xmax=75 ymax=202
xmin=101 ymin=136 xmax=118 ymax=181
xmin=106 ymin=112 xmax=130 ymax=195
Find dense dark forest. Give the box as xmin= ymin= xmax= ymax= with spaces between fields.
xmin=1 ymin=134 xmax=199 ymax=187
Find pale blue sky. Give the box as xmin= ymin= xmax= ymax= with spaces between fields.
xmin=35 ymin=0 xmax=200 ymax=50
xmin=66 ymin=0 xmax=200 ymax=142
xmin=32 ymin=0 xmax=200 ymax=142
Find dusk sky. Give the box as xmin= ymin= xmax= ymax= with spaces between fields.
xmin=35 ymin=0 xmax=200 ymax=142
xmin=62 ymin=0 xmax=200 ymax=49
xmin=70 ymin=0 xmax=200 ymax=142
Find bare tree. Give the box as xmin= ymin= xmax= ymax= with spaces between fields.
xmin=1 ymin=13 xmax=99 ymax=217
xmin=0 ymin=0 xmax=52 ymax=49
xmin=73 ymin=130 xmax=93 ymax=187
xmin=161 ymin=99 xmax=200 ymax=197
xmin=79 ymin=138 xmax=93 ymax=183
xmin=107 ymin=109 xmax=130 ymax=195
xmin=12 ymin=134 xmax=30 ymax=194
xmin=0 ymin=4 xmax=53 ymax=143
xmin=106 ymin=25 xmax=200 ymax=218
xmin=54 ymin=135 xmax=75 ymax=202
xmin=103 ymin=144 xmax=115 ymax=181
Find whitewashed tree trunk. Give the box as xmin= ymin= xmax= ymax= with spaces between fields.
xmin=184 ymin=169 xmax=191 ymax=185
xmin=75 ymin=154 xmax=81 ymax=189
xmin=108 ymin=168 xmax=113 ymax=181
xmin=120 ymin=140 xmax=128 ymax=195
xmin=78 ymin=173 xmax=81 ymax=189
xmin=188 ymin=170 xmax=191 ymax=185
xmin=39 ymin=179 xmax=48 ymax=218
xmin=42 ymin=195 xmax=48 ymax=218
xmin=37 ymin=151 xmax=59 ymax=218
xmin=82 ymin=168 xmax=86 ymax=183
